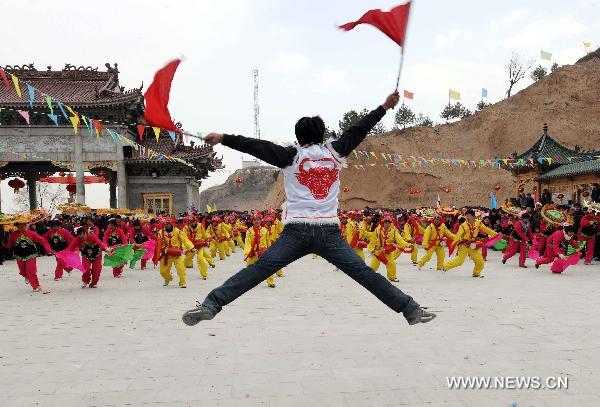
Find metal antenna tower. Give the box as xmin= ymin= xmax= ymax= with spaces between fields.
xmin=253 ymin=68 xmax=261 ymax=140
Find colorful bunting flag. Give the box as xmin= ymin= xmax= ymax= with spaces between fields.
xmin=583 ymin=41 xmax=591 ymax=49
xmin=69 ymin=116 xmax=79 ymax=135
xmin=153 ymin=127 xmax=160 ymax=141
xmin=47 ymin=113 xmax=58 ymax=126
xmin=17 ymin=110 xmax=30 ymax=125
xmin=136 ymin=125 xmax=145 ymax=141
xmin=26 ymin=84 xmax=35 ymax=109
xmin=481 ymin=88 xmax=488 ymax=98
xmin=45 ymin=95 xmax=53 ymax=114
xmin=0 ymin=68 xmax=10 ymax=90
xmin=11 ymin=74 xmax=21 ymax=98
xmin=403 ymin=90 xmax=414 ymax=100
xmin=56 ymin=100 xmax=69 ymax=120
xmin=167 ymin=130 xmax=176 ymax=142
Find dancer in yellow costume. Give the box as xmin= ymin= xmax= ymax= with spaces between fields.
xmin=343 ymin=213 xmax=368 ymax=260
xmin=417 ymin=210 xmax=455 ymax=271
xmin=183 ymin=216 xmax=211 ymax=280
xmin=232 ymin=215 xmax=245 ymax=248
xmin=208 ymin=216 xmax=230 ymax=260
xmin=443 ymin=209 xmax=497 ymax=277
xmin=153 ymin=218 xmax=195 ymax=288
xmin=402 ymin=215 xmax=424 ymax=264
xmin=244 ymin=215 xmax=276 ymax=287
xmin=264 ymin=216 xmax=284 ymax=278
xmin=222 ymin=216 xmax=237 ymax=254
xmin=368 ymin=216 xmax=414 ymax=282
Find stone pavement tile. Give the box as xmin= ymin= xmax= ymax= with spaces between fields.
xmin=2 ymin=251 xmax=600 ymax=406
xmin=268 ymin=393 xmax=347 ymax=407
xmin=343 ymin=389 xmax=423 ymax=407
xmin=3 ymin=393 xmax=86 ymax=407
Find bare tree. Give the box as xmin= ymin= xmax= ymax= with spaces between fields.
xmin=13 ymin=183 xmax=69 ymax=214
xmin=506 ymin=51 xmax=533 ymax=98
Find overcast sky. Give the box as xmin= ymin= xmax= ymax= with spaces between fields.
xmin=1 ymin=0 xmax=597 ymax=211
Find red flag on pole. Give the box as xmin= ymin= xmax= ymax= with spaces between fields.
xmin=403 ymin=90 xmax=414 ymax=100
xmin=143 ymin=59 xmax=181 ymax=133
xmin=339 ymin=2 xmax=411 ymax=47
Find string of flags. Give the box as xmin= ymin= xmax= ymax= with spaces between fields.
xmin=348 ymin=149 xmax=600 ymax=171
xmin=0 ymin=68 xmax=198 ymax=167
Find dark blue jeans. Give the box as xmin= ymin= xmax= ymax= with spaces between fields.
xmin=202 ymin=223 xmax=420 ymax=319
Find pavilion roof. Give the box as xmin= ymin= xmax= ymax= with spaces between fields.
xmin=536 ymin=159 xmax=600 ymax=181
xmin=0 ymin=63 xmax=143 ymax=108
xmin=510 ymin=123 xmax=593 ymax=170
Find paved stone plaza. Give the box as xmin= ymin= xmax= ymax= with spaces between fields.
xmin=1 ymin=249 xmax=599 ymax=407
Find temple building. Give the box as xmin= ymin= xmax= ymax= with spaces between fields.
xmin=0 ymin=63 xmax=221 ymax=214
xmin=505 ymin=123 xmax=600 ymax=203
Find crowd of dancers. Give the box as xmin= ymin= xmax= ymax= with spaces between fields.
xmin=2 ymin=200 xmax=598 ymax=293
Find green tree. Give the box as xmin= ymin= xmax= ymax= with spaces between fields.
xmin=476 ymin=100 xmax=491 ymax=111
xmin=530 ymin=64 xmax=547 ymax=81
xmin=339 ymin=109 xmax=385 ymax=135
xmin=440 ymin=102 xmax=471 ymax=121
xmin=415 ymin=113 xmax=433 ymax=127
xmin=394 ymin=104 xmax=416 ymax=129
xmin=324 ymin=126 xmax=338 ymax=139
xmin=440 ymin=103 xmax=455 ymax=122
xmin=550 ymin=62 xmax=559 ymax=73
xmin=338 ymin=110 xmax=361 ymax=134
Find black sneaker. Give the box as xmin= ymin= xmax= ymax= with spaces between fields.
xmin=406 ymin=307 xmax=437 ymax=325
xmin=182 ymin=302 xmax=217 ymax=326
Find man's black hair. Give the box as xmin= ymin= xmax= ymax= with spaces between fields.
xmin=564 ymin=225 xmax=576 ymax=234
xmin=295 ymin=116 xmax=326 ymax=146
xmin=522 ymin=213 xmax=531 ymax=220
xmin=465 ymin=209 xmax=475 ymax=216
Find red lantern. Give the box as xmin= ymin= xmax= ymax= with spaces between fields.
xmin=235 ymin=177 xmax=242 ymax=187
xmin=343 ymin=186 xmax=350 ymax=193
xmin=409 ymin=188 xmax=422 ymax=196
xmin=533 ymin=186 xmax=538 ymax=192
xmin=582 ymin=191 xmax=590 ymax=198
xmin=442 ymin=186 xmax=451 ymax=194
xmin=518 ymin=186 xmax=525 ymax=194
xmin=8 ymin=178 xmax=25 ymax=193
xmin=494 ymin=184 xmax=501 ymax=191
xmin=0 ymin=173 xmax=6 ymax=181
xmin=66 ymin=184 xmax=77 ymax=194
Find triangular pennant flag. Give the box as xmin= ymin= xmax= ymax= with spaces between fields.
xmin=108 ymin=129 xmax=118 ymax=143
xmin=136 ymin=125 xmax=145 ymax=141
xmin=152 ymin=127 xmax=160 ymax=141
xmin=167 ymin=130 xmax=176 ymax=142
xmin=11 ymin=74 xmax=21 ymax=98
xmin=92 ymin=119 xmax=104 ymax=138
xmin=69 ymin=116 xmax=79 ymax=135
xmin=370 ymin=151 xmax=378 ymax=159
xmin=65 ymin=105 xmax=80 ymax=124
xmin=47 ymin=113 xmax=58 ymax=126
xmin=26 ymin=84 xmax=35 ymax=109
xmin=45 ymin=95 xmax=54 ymax=114
xmin=353 ymin=151 xmax=358 ymax=159
xmin=0 ymin=68 xmax=10 ymax=90
xmin=17 ymin=110 xmax=30 ymax=125
xmin=56 ymin=100 xmax=69 ymax=120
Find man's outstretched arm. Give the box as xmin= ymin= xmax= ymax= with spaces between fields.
xmin=202 ymin=134 xmax=297 ymax=169
xmin=331 ymin=91 xmax=400 ymax=158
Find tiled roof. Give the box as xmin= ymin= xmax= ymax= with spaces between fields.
xmin=0 ymin=63 xmax=143 ymax=108
xmin=536 ymin=160 xmax=600 ymax=181
xmin=511 ymin=124 xmax=593 ymax=169
xmin=125 ymin=137 xmax=223 ymax=168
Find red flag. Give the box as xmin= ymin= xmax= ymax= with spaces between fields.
xmin=403 ymin=90 xmax=414 ymax=99
xmin=136 ymin=125 xmax=146 ymax=141
xmin=143 ymin=59 xmax=181 ymax=133
xmin=0 ymin=68 xmax=10 ymax=90
xmin=339 ymin=2 xmax=411 ymax=47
